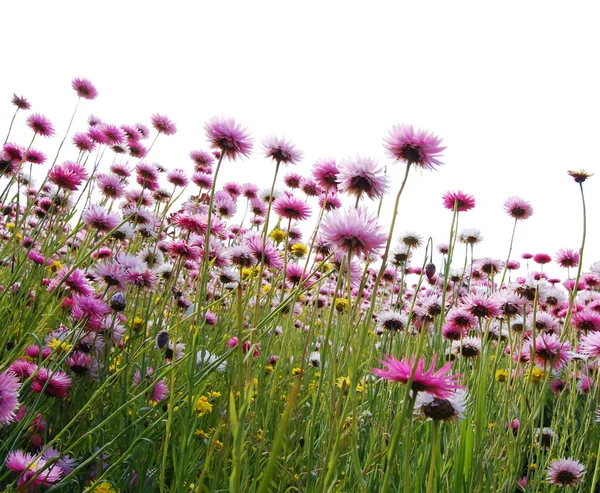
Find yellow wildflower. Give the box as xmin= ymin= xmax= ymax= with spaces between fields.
xmin=269 ymin=228 xmax=286 ymax=243
xmin=89 ymin=481 xmax=116 ymax=493
xmin=195 ymin=429 xmax=210 ymax=439
xmin=290 ymin=243 xmax=308 ymax=258
xmin=195 ymin=396 xmax=213 ymax=416
xmin=495 ymin=369 xmax=509 ymax=382
xmin=291 ymin=367 xmax=302 ymax=376
xmin=47 ymin=338 xmax=72 ymax=353
xmin=335 ymin=298 xmax=349 ymax=312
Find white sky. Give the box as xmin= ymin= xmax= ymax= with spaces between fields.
xmin=2 ymin=1 xmax=599 ymax=280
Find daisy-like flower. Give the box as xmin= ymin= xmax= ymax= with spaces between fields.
xmin=24 ymin=148 xmax=46 ymax=165
xmin=414 ymin=389 xmax=468 ymax=422
xmin=378 ymin=310 xmax=409 ymax=332
xmin=312 ymin=158 xmax=340 ymax=191
xmin=546 ymin=458 xmax=585 ymax=487
xmin=459 ymin=228 xmax=483 ymax=245
xmin=503 ymin=196 xmax=533 ymax=220
xmin=273 ymin=195 xmax=311 ymax=221
xmin=579 ymin=331 xmax=600 ymax=358
xmin=533 ymin=253 xmax=552 ymax=265
xmin=5 ymin=450 xmax=62 ymax=488
xmin=151 ymin=113 xmax=177 ymax=135
xmin=574 ymin=309 xmax=600 ymax=333
xmin=205 ymin=117 xmax=253 ymax=160
xmin=523 ymin=332 xmax=573 ymax=370
xmin=31 ymin=367 xmax=72 ymax=399
xmin=132 ymin=368 xmax=168 ymax=402
xmin=48 ymin=161 xmax=88 ymax=191
xmin=462 ymin=293 xmax=502 ymax=319
xmin=82 ymin=205 xmax=120 ymax=233
xmin=399 ymin=231 xmax=423 ymax=249
xmin=26 ymin=113 xmax=55 ymax=137
xmin=0 ymin=371 xmax=21 ymax=424
xmin=555 ymin=248 xmax=580 ymax=268
xmin=320 ymin=206 xmax=387 ymax=258
xmin=11 ymin=93 xmax=31 ymax=110
xmin=262 ymin=135 xmax=303 ymax=165
xmin=567 ymin=169 xmax=593 ymax=184
xmin=452 ymin=337 xmax=482 ymax=359
xmin=72 ymin=77 xmax=98 ymax=100
xmin=383 ymin=124 xmax=445 ymax=170
xmin=372 ymin=354 xmax=463 ymax=399
xmin=442 ymin=191 xmax=475 ymax=212
xmin=337 ymin=155 xmax=389 ymax=200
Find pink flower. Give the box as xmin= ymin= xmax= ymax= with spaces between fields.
xmin=555 ymin=248 xmax=580 ymax=268
xmin=320 ymin=206 xmax=387 ymax=258
xmin=72 ymin=77 xmax=98 ymax=100
xmin=5 ymin=450 xmax=62 ymax=488
xmin=383 ymin=124 xmax=445 ymax=170
xmin=522 ymin=333 xmax=573 ymax=370
xmin=533 ymin=253 xmax=552 ymax=265
xmin=372 ymin=354 xmax=464 ymax=399
xmin=11 ymin=94 xmax=31 ymax=110
xmin=0 ymin=371 xmax=21 ymax=424
xmin=48 ymin=161 xmax=88 ymax=191
xmin=503 ymin=196 xmax=533 ymax=220
xmin=546 ymin=458 xmax=585 ymax=487
xmin=262 ymin=135 xmax=303 ymax=164
xmin=273 ymin=195 xmax=311 ymax=221
xmin=205 ymin=117 xmax=253 ymax=160
xmin=337 ymin=155 xmax=389 ymax=200
xmin=31 ymin=367 xmax=72 ymax=399
xmin=151 ymin=113 xmax=177 ymax=135
xmin=312 ymin=158 xmax=340 ymax=191
xmin=442 ymin=190 xmax=475 ymax=212
xmin=26 ymin=113 xmax=55 ymax=138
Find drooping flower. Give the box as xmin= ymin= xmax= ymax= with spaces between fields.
xmin=383 ymin=124 xmax=445 ymax=170
xmin=320 ymin=206 xmax=387 ymax=258
xmin=72 ymin=77 xmax=99 ymax=100
xmin=503 ymin=196 xmax=533 ymax=220
xmin=262 ymin=135 xmax=302 ymax=165
xmin=372 ymin=354 xmax=464 ymax=399
xmin=546 ymin=458 xmax=585 ymax=487
xmin=205 ymin=117 xmax=253 ymax=160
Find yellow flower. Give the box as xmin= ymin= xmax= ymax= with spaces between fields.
xmin=265 ymin=364 xmax=274 ymax=374
xmin=195 ymin=429 xmax=210 ymax=439
xmin=109 ymin=357 xmax=121 ymax=373
xmin=528 ymin=463 xmax=536 ymax=470
xmin=336 ymin=376 xmax=351 ymax=389
xmin=529 ymin=367 xmax=546 ymax=383
xmin=208 ymin=391 xmax=221 ymax=399
xmin=495 ymin=369 xmax=509 ymax=382
xmin=291 ymin=367 xmax=302 ymax=376
xmin=89 ymin=481 xmax=117 ymax=493
xmin=262 ymin=284 xmax=271 ymax=293
xmin=195 ymin=396 xmax=213 ymax=416
xmin=334 ymin=298 xmax=349 ymax=312
xmin=47 ymin=260 xmax=63 ymax=273
xmin=15 ymin=232 xmax=22 ymax=241
xmin=214 ymin=440 xmax=223 ymax=449
xmin=269 ymin=228 xmax=287 ymax=243
xmin=6 ymin=222 xmax=15 ymax=229
xmin=290 ymin=243 xmax=308 ymax=258
xmin=47 ymin=338 xmax=72 ymax=353
xmin=132 ymin=317 xmax=144 ymax=330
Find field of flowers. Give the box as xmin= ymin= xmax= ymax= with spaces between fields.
xmin=0 ymin=77 xmax=598 ymax=492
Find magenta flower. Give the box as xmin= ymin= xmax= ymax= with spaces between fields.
xmin=72 ymin=77 xmax=98 ymax=100
xmin=546 ymin=458 xmax=585 ymax=487
xmin=48 ymin=161 xmax=88 ymax=191
xmin=523 ymin=333 xmax=573 ymax=370
xmin=372 ymin=354 xmax=464 ymax=399
xmin=31 ymin=367 xmax=72 ymax=399
xmin=337 ymin=155 xmax=389 ymax=200
xmin=205 ymin=117 xmax=253 ymax=160
xmin=320 ymin=206 xmax=387 ymax=258
xmin=0 ymin=371 xmax=21 ymax=424
xmin=312 ymin=158 xmax=340 ymax=191
xmin=503 ymin=196 xmax=533 ymax=220
xmin=555 ymin=248 xmax=580 ymax=268
xmin=383 ymin=124 xmax=445 ymax=170
xmin=462 ymin=293 xmax=502 ymax=319
xmin=442 ymin=190 xmax=475 ymax=212
xmin=574 ymin=309 xmax=600 ymax=333
xmin=190 ymin=149 xmax=215 ymax=172
xmin=167 ymin=168 xmax=189 ymax=187
xmin=72 ymin=132 xmax=96 ymax=152
xmin=533 ymin=253 xmax=552 ymax=265
xmin=151 ymin=113 xmax=177 ymax=135
xmin=133 ymin=368 xmax=168 ymax=402
xmin=5 ymin=450 xmax=62 ymax=488
xmin=262 ymin=135 xmax=303 ymax=165
xmin=26 ymin=113 xmax=55 ymax=137
xmin=273 ymin=195 xmax=312 ymax=221
xmin=83 ymin=205 xmax=120 ymax=232
xmin=24 ymin=148 xmax=46 ymax=165
xmin=11 ymin=93 xmax=31 ymax=110
xmin=100 ymin=123 xmax=126 ymax=145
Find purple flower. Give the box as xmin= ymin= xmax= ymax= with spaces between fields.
xmin=11 ymin=93 xmax=31 ymax=110
xmin=151 ymin=113 xmax=177 ymax=135
xmin=5 ymin=450 xmax=62 ymax=487
xmin=0 ymin=371 xmax=21 ymax=424
xmin=383 ymin=124 xmax=445 ymax=169
xmin=48 ymin=161 xmax=88 ymax=191
xmin=262 ymin=135 xmax=302 ymax=164
xmin=546 ymin=458 xmax=585 ymax=487
xmin=442 ymin=190 xmax=475 ymax=212
xmin=72 ymin=77 xmax=98 ymax=100
xmin=312 ymin=158 xmax=340 ymax=191
xmin=26 ymin=113 xmax=55 ymax=137
xmin=273 ymin=195 xmax=311 ymax=221
xmin=83 ymin=205 xmax=120 ymax=232
xmin=205 ymin=117 xmax=253 ymax=160
xmin=337 ymin=155 xmax=389 ymax=200
xmin=320 ymin=206 xmax=387 ymax=258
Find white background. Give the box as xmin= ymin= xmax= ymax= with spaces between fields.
xmin=2 ymin=1 xmax=599 ymax=280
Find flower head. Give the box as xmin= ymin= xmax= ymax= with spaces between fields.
xmin=0 ymin=371 xmax=21 ymax=424
xmin=503 ymin=196 xmax=533 ymax=220
xmin=48 ymin=161 xmax=88 ymax=191
xmin=383 ymin=124 xmax=445 ymax=169
xmin=337 ymin=155 xmax=389 ymax=200
xmin=151 ymin=113 xmax=177 ymax=135
xmin=11 ymin=94 xmax=31 ymax=110
xmin=414 ymin=389 xmax=468 ymax=422
xmin=372 ymin=354 xmax=464 ymax=399
xmin=205 ymin=117 xmax=253 ymax=160
xmin=262 ymin=135 xmax=302 ymax=164
xmin=26 ymin=113 xmax=55 ymax=137
xmin=568 ymin=169 xmax=592 ymax=183
xmin=5 ymin=450 xmax=62 ymax=487
xmin=71 ymin=77 xmax=98 ymax=100
xmin=442 ymin=190 xmax=475 ymax=212
xmin=273 ymin=195 xmax=311 ymax=221
xmin=546 ymin=458 xmax=585 ymax=487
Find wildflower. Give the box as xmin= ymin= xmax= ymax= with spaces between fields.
xmin=72 ymin=77 xmax=98 ymax=100
xmin=399 ymin=231 xmax=423 ymax=249
xmin=31 ymin=367 xmax=72 ymax=399
xmin=414 ymin=389 xmax=468 ymax=422
xmin=523 ymin=333 xmax=573 ymax=370
xmin=290 ymin=243 xmax=308 ymax=258
xmin=535 ymin=427 xmax=557 ymax=449
xmin=335 ymin=298 xmax=349 ymax=312
xmin=567 ymin=169 xmax=593 ymax=183
xmin=378 ymin=310 xmax=408 ymax=332
xmin=5 ymin=450 xmax=62 ymax=488
xmin=133 ymin=368 xmax=168 ymax=402
xmin=337 ymin=155 xmax=389 ymax=200
xmin=151 ymin=113 xmax=177 ymax=135
xmin=0 ymin=371 xmax=21 ymax=424
xmin=12 ymin=93 xmax=31 ymax=110
xmin=26 ymin=113 xmax=56 ymax=137
xmin=48 ymin=161 xmax=88 ymax=191
xmin=503 ymin=196 xmax=533 ymax=220
xmin=554 ymin=248 xmax=580 ymax=268
xmin=546 ymin=458 xmax=585 ymax=487
xmin=495 ymin=369 xmax=509 ymax=382
xmin=195 ymin=395 xmax=213 ymax=416
xmin=262 ymin=135 xmax=302 ymax=164
xmin=383 ymin=124 xmax=445 ymax=169
xmin=292 ymin=368 xmax=302 ymax=376
xmin=89 ymin=481 xmax=116 ymax=493
xmin=205 ymin=116 xmax=253 ymax=160
xmin=312 ymin=158 xmax=340 ymax=190
xmin=372 ymin=354 xmax=464 ymax=399
xmin=442 ymin=191 xmax=475 ymax=212
xmin=452 ymin=337 xmax=482 ymax=359
xmin=273 ymin=195 xmax=311 ymax=221
xmin=320 ymin=206 xmax=387 ymax=258
xmin=529 ymin=367 xmax=546 ymax=384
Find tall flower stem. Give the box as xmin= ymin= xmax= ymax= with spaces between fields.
xmin=426 ymin=421 xmax=440 ymax=493
xmin=499 ymin=218 xmax=518 ymax=288
xmin=4 ymin=107 xmax=20 ymax=144
xmin=51 ymin=97 xmax=81 ymax=167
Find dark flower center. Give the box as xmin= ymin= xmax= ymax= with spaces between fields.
xmin=422 ymin=398 xmax=456 ymax=421
xmin=556 ymin=471 xmax=575 ymax=485
xmin=401 ymin=145 xmax=422 ymax=164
